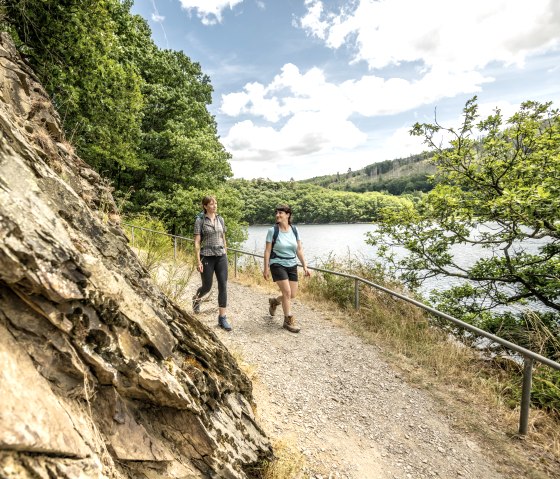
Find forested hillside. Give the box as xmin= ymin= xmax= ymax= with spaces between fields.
xmin=230 ymin=179 xmax=411 ymax=224
xmin=301 ymin=152 xmax=436 ymax=194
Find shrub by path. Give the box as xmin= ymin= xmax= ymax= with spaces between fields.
xmin=187 ymin=278 xmax=510 ymax=479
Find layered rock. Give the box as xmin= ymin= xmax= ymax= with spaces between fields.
xmin=0 ymin=32 xmax=271 ymax=478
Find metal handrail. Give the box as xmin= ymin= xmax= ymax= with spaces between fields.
xmin=122 ymin=222 xmax=560 ymax=435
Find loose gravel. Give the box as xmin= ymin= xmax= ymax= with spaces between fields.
xmin=188 ymin=279 xmax=508 ymax=479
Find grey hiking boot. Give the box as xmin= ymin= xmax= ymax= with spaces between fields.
xmin=192 ymin=296 xmax=201 ymax=314
xmin=218 ymin=315 xmax=232 ymax=331
xmin=268 ymin=297 xmax=281 ymax=316
xmin=283 ymin=315 xmax=300 ymax=333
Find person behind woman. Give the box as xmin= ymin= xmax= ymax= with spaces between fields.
xmin=263 ymin=204 xmax=310 ymax=333
xmin=193 ymin=195 xmax=231 ymax=331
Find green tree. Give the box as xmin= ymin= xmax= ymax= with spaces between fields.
xmin=5 ymin=0 xmax=144 ymax=177
xmin=148 ymin=185 xmax=246 ymax=246
xmin=230 ymin=179 xmax=408 ymax=225
xmin=129 ymin=48 xmax=231 ymax=207
xmin=367 ymin=97 xmax=560 ymax=356
xmin=4 ymin=0 xmax=232 ymax=214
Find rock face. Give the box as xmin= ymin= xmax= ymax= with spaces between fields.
xmin=0 ymin=32 xmax=271 ymax=478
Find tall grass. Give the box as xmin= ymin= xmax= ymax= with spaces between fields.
xmin=123 ymin=215 xmax=197 ymax=307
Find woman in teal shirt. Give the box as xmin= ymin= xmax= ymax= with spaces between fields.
xmin=263 ymin=204 xmax=310 ymax=333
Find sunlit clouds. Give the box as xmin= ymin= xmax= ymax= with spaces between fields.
xmin=301 ymin=0 xmax=560 ymax=72
xmin=140 ymin=0 xmax=560 ymax=180
xmin=178 ymin=0 xmax=244 ymax=25
xmin=222 ymin=0 xmax=560 ymax=177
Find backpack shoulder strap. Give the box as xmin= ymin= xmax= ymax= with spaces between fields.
xmin=271 ymin=224 xmax=280 ymax=247
xmin=291 ymin=225 xmax=299 ymax=241
xmin=196 ymin=212 xmax=205 ymax=239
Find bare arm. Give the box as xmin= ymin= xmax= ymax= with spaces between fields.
xmin=194 ymin=234 xmax=203 ymax=272
xmin=263 ymin=242 xmax=272 ymax=280
xmin=297 ymin=240 xmax=311 ymax=276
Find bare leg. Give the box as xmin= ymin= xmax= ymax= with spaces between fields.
xmin=276 ymin=280 xmax=298 ymax=316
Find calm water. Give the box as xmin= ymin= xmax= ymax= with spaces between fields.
xmin=243 ymin=224 xmax=380 ymax=265
xmin=242 ymin=223 xmax=548 ymax=298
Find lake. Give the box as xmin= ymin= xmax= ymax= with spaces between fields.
xmin=241 ymin=223 xmax=548 ymax=300
xmin=242 ymin=224 xmax=380 ymax=265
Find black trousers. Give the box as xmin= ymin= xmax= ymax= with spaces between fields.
xmin=195 ymin=255 xmax=228 ymax=308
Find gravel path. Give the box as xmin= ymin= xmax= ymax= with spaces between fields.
xmin=188 ymin=278 xmax=507 ymax=479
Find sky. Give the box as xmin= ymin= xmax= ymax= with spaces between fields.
xmin=131 ymin=0 xmax=560 ymax=181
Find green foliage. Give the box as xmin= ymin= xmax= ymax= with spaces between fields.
xmin=127 ymin=48 xmax=232 ymax=206
xmin=5 ymin=0 xmax=144 ymax=176
xmin=230 ymin=179 xmax=410 ymax=224
xmin=305 ymin=254 xmax=357 ymax=308
xmin=147 ymin=185 xmax=247 ymax=246
xmin=532 ymin=368 xmax=560 ymax=416
xmin=367 ymin=97 xmax=560 ymax=358
xmin=124 ymin=215 xmax=173 ymax=272
xmin=4 ymin=0 xmax=231 ymax=215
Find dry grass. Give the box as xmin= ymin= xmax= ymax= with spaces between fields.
xmin=260 ymin=438 xmax=306 ymax=479
xmin=152 ymin=255 xmax=196 ymax=306
xmin=234 ymin=261 xmax=560 ymax=478
xmin=229 ymin=348 xmax=259 ymax=383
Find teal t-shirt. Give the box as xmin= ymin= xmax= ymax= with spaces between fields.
xmin=266 ymin=226 xmax=299 ymax=267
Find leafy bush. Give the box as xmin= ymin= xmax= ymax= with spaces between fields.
xmin=124 ymin=215 xmax=173 ymax=272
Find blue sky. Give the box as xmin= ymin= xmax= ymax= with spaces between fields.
xmin=131 ymin=0 xmax=560 ymax=181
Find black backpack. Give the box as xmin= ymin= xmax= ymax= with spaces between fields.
xmin=270 ymin=224 xmax=299 ymax=260
xmin=196 ymin=212 xmax=225 ymax=243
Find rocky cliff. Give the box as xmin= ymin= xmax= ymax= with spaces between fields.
xmin=0 ymin=32 xmax=271 ymax=479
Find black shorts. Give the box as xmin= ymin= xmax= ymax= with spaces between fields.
xmin=270 ymin=264 xmax=298 ymax=282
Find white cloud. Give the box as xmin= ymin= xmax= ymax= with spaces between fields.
xmin=151 ymin=13 xmax=165 ymax=22
xmin=300 ymin=0 xmax=560 ymax=73
xmin=220 ymin=62 xmax=493 ymax=167
xmin=222 ymin=0 xmax=560 ymax=180
xmin=178 ymin=0 xmax=244 ymax=25
xmin=223 ymin=111 xmax=367 ymax=162
xmin=379 ymin=127 xmax=427 ymax=160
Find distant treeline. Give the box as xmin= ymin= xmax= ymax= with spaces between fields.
xmin=301 ymin=153 xmax=437 ymax=195
xmin=231 ymin=179 xmax=411 ymax=225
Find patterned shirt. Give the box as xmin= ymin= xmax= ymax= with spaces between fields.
xmin=194 ymin=215 xmax=227 ymax=256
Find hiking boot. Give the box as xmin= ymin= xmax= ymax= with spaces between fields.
xmin=283 ymin=315 xmax=300 ymax=333
xmin=218 ymin=315 xmax=232 ymax=331
xmin=268 ymin=297 xmax=281 ymax=316
xmin=192 ymin=297 xmax=201 ymax=314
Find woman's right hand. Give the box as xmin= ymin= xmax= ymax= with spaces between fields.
xmin=263 ymin=267 xmax=269 ymax=280
xmin=197 ymin=261 xmax=203 ymax=273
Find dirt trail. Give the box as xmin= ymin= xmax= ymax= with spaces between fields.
xmin=184 ymin=277 xmax=521 ymax=479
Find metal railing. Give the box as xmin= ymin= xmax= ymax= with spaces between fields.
xmin=123 ymin=222 xmax=560 ymax=435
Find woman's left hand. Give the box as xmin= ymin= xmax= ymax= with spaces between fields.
xmin=303 ymin=266 xmax=311 ymax=277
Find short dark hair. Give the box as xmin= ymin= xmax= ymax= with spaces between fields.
xmin=201 ymin=195 xmax=216 ymax=213
xmin=275 ymin=204 xmax=292 ymax=224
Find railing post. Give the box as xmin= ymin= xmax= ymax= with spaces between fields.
xmin=234 ymin=251 xmax=238 ymax=278
xmin=354 ymin=278 xmax=359 ymax=309
xmin=519 ymin=357 xmax=534 ymax=435
xmin=173 ymin=236 xmax=177 ymax=261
